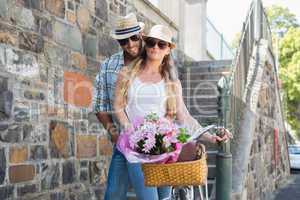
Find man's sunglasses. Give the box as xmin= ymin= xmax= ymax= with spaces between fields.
xmin=145 ymin=38 xmax=169 ymax=50
xmin=117 ymin=35 xmax=141 ymax=46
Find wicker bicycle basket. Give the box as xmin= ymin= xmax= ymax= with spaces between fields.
xmin=141 ymin=143 xmax=208 ymax=187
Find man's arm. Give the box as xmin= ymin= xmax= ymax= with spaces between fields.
xmin=93 ymin=61 xmax=119 ymax=143
xmin=95 ymin=112 xmax=119 ymax=143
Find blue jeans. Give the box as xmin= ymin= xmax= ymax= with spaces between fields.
xmin=104 ymin=147 xmax=171 ymax=200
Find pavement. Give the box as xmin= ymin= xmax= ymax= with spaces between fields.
xmin=274 ymin=170 xmax=300 ymax=200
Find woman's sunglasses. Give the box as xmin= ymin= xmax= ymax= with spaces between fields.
xmin=145 ymin=38 xmax=169 ymax=50
xmin=117 ymin=35 xmax=141 ymax=46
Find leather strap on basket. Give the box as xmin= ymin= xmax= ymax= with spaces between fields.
xmin=196 ymin=143 xmax=206 ymax=160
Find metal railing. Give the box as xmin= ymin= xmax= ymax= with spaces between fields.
xmin=224 ymin=0 xmax=273 ymax=133
xmin=206 ymin=18 xmax=235 ymax=60
xmin=215 ymin=1 xmax=274 ymax=199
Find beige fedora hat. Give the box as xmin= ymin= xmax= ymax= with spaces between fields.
xmin=143 ymin=25 xmax=176 ymax=49
xmin=110 ymin=13 xmax=145 ymax=40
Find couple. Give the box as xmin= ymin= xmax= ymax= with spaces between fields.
xmin=93 ymin=13 xmax=230 ymax=200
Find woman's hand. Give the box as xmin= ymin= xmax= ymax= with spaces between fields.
xmin=198 ymin=127 xmax=233 ymax=144
xmin=209 ymin=127 xmax=233 ymax=144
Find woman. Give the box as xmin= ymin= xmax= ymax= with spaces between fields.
xmin=114 ymin=25 xmax=230 ymax=199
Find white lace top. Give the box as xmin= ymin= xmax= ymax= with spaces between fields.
xmin=125 ymin=77 xmax=167 ymax=121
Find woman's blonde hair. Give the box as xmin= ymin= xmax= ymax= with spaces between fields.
xmin=120 ymin=47 xmax=178 ymax=118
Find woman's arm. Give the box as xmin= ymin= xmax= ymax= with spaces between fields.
xmin=174 ymin=80 xmax=227 ymax=143
xmin=113 ymin=67 xmax=131 ymax=129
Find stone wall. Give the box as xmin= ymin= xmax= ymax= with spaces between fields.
xmin=231 ymin=40 xmax=290 ymax=200
xmin=243 ymin=59 xmax=290 ymax=200
xmin=0 ymin=0 xmax=178 ymax=199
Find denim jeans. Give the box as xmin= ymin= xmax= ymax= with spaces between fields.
xmin=104 ymin=147 xmax=171 ymax=200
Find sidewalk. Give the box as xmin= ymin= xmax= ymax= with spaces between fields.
xmin=274 ymin=171 xmax=300 ymax=200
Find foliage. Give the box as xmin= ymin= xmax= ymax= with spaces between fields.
xmin=266 ymin=5 xmax=300 ymax=137
xmin=230 ymin=32 xmax=241 ymax=52
xmin=279 ymin=28 xmax=300 ymax=137
xmin=265 ymin=5 xmax=299 ymax=35
xmin=279 ymin=28 xmax=300 ymax=67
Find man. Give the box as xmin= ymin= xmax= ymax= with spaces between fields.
xmin=93 ymin=13 xmax=161 ymax=200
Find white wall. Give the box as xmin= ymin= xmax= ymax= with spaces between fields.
xmin=157 ymin=0 xmax=209 ymax=61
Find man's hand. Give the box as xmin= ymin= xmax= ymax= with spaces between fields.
xmin=109 ymin=126 xmax=119 ymax=144
xmin=110 ymin=133 xmax=119 ymax=144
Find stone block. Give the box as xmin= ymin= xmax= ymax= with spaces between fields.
xmin=30 ymin=145 xmax=48 ymax=160
xmin=64 ymin=71 xmax=93 ymax=107
xmin=0 ymin=0 xmax=8 ymax=18
xmin=89 ymin=160 xmax=108 ymax=184
xmin=76 ymin=135 xmax=97 ymax=158
xmin=0 ymin=77 xmax=13 ymax=120
xmin=45 ymin=0 xmax=65 ymax=18
xmin=19 ymin=32 xmax=44 ymax=53
xmin=22 ymin=0 xmax=44 ymax=10
xmin=0 ymin=45 xmax=5 ymax=66
xmin=88 ymin=112 xmax=103 ymax=134
xmin=109 ymin=2 xmax=117 ymax=14
xmin=98 ymin=33 xmax=119 ymax=58
xmin=50 ymin=192 xmax=66 ymax=200
xmin=99 ymin=136 xmax=112 ymax=156
xmin=14 ymin=102 xmax=30 ymax=122
xmin=0 ymin=185 xmax=14 ymax=200
xmin=77 ymin=6 xmax=90 ymax=32
xmin=80 ymin=170 xmax=88 ymax=181
xmin=66 ymin=10 xmax=76 ymax=24
xmin=83 ymin=34 xmax=97 ymax=58
xmin=36 ymin=16 xmax=53 ymax=38
xmin=74 ymin=120 xmax=88 ymax=134
xmin=9 ymin=164 xmax=35 ymax=183
xmin=0 ymin=148 xmax=6 ymax=184
xmin=22 ymin=123 xmax=32 ymax=141
xmin=53 ymin=20 xmax=83 ymax=52
xmin=9 ymin=146 xmax=28 ymax=163
xmin=4 ymin=47 xmax=39 ymax=77
xmin=95 ymin=0 xmax=108 ymax=21
xmin=80 ymin=161 xmax=88 ymax=168
xmin=41 ymin=163 xmax=60 ymax=190
xmin=62 ymin=160 xmax=76 ymax=184
xmin=66 ymin=0 xmax=75 ymax=11
xmin=30 ymin=102 xmax=39 ymax=122
xmin=49 ymin=121 xmax=74 ymax=158
xmin=0 ymin=123 xmax=22 ymax=143
xmin=87 ymin=0 xmax=95 ymax=14
xmin=89 ymin=15 xmax=104 ymax=35
xmin=24 ymin=90 xmax=46 ymax=101
xmin=13 ymin=6 xmax=35 ymax=30
xmin=71 ymin=52 xmax=87 ymax=69
xmin=0 ymin=32 xmax=17 ymax=45
xmin=17 ymin=184 xmax=37 ymax=196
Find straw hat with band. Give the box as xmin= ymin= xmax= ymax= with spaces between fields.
xmin=110 ymin=13 xmax=145 ymax=40
xmin=143 ymin=25 xmax=176 ymax=49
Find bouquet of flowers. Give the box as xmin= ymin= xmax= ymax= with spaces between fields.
xmin=117 ymin=113 xmax=191 ymax=163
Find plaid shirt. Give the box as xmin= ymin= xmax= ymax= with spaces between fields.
xmin=93 ymin=51 xmax=124 ymax=120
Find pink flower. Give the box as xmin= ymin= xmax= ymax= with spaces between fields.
xmin=129 ymin=130 xmax=145 ymax=149
xmin=175 ymin=143 xmax=182 ymax=150
xmin=143 ymin=133 xmax=156 ymax=153
xmin=157 ymin=118 xmax=173 ymax=134
xmin=125 ymin=113 xmax=189 ymax=157
xmin=132 ymin=116 xmax=144 ymax=129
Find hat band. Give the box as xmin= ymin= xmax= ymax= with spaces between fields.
xmin=115 ymin=25 xmax=141 ymax=35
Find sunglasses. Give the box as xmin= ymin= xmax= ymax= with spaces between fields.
xmin=145 ymin=38 xmax=169 ymax=50
xmin=117 ymin=35 xmax=141 ymax=46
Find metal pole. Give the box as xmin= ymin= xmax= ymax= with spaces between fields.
xmin=220 ymin=34 xmax=224 ymax=59
xmin=216 ymin=77 xmax=232 ymax=200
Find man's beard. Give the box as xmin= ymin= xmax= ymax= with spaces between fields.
xmin=124 ymin=40 xmax=143 ymax=61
